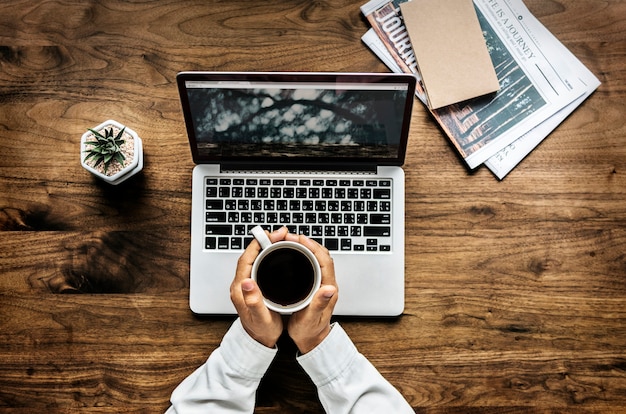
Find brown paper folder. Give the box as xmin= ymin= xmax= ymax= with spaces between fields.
xmin=400 ymin=0 xmax=500 ymax=109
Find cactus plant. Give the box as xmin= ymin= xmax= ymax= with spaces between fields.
xmin=80 ymin=120 xmax=143 ymax=185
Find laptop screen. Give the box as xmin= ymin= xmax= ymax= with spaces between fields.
xmin=177 ymin=72 xmax=416 ymax=167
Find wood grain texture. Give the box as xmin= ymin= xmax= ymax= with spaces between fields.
xmin=1 ymin=0 xmax=625 ymax=412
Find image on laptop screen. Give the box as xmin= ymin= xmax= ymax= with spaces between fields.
xmin=181 ymin=75 xmax=413 ymax=164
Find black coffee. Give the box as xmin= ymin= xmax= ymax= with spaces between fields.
xmin=256 ymin=248 xmax=315 ymax=306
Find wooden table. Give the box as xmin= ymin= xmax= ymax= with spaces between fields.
xmin=1 ymin=1 xmax=625 ymax=412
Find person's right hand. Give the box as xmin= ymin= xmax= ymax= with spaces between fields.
xmin=286 ymin=233 xmax=339 ymax=354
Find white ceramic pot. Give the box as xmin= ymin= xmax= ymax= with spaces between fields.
xmin=80 ymin=119 xmax=144 ymax=185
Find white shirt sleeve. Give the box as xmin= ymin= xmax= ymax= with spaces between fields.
xmin=165 ymin=318 xmax=277 ymax=414
xmin=297 ymin=323 xmax=414 ymax=414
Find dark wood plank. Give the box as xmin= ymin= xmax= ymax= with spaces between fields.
xmin=1 ymin=0 xmax=625 ymax=412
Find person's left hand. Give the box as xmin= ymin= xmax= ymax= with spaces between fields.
xmin=230 ymin=227 xmax=288 ymax=348
xmin=286 ymin=233 xmax=338 ymax=354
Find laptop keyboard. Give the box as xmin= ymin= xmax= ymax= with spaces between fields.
xmin=203 ymin=177 xmax=393 ymax=252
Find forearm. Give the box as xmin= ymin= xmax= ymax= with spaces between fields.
xmin=297 ymin=323 xmax=413 ymax=414
xmin=166 ymin=318 xmax=277 ymax=413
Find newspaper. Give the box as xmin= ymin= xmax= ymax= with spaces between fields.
xmin=482 ymin=0 xmax=601 ymax=178
xmin=361 ymin=0 xmax=599 ymax=178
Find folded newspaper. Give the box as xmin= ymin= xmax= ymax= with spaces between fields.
xmin=361 ymin=0 xmax=600 ymax=179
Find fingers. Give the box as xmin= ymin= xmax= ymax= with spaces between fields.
xmin=268 ymin=226 xmax=289 ymax=243
xmin=241 ymin=278 xmax=264 ymax=309
xmin=284 ymin=232 xmax=337 ymax=289
xmin=234 ymin=226 xmax=289 ymax=285
xmin=307 ymin=285 xmax=338 ymax=318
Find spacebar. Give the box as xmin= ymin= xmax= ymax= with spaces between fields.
xmin=363 ymin=226 xmax=391 ymax=237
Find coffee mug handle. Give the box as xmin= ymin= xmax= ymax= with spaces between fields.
xmin=250 ymin=225 xmax=272 ymax=250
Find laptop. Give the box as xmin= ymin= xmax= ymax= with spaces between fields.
xmin=176 ymin=71 xmax=416 ymax=316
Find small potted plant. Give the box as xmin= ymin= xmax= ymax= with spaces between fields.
xmin=80 ymin=120 xmax=143 ymax=185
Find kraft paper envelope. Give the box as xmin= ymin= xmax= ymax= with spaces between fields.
xmin=400 ymin=0 xmax=500 ymax=109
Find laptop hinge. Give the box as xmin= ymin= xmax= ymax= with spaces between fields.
xmin=220 ymin=161 xmax=378 ymax=173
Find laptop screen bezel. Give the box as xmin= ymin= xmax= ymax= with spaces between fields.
xmin=176 ymin=71 xmax=416 ymax=168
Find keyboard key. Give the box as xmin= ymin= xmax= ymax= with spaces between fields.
xmin=374 ymin=189 xmax=391 ymax=199
xmin=206 ymin=225 xmax=232 ymax=235
xmin=206 ymin=212 xmax=226 ymax=222
xmin=325 ymin=238 xmax=339 ymax=250
xmin=364 ymin=226 xmax=391 ymax=237
xmin=341 ymin=239 xmax=352 ymax=251
xmin=231 ymin=237 xmax=243 ymax=250
xmin=283 ymin=187 xmax=294 ymax=198
xmin=205 ymin=237 xmax=217 ymax=249
xmin=206 ymin=199 xmax=223 ymax=210
xmin=370 ymin=214 xmax=391 ymax=224
xmin=218 ymin=237 xmax=229 ymax=249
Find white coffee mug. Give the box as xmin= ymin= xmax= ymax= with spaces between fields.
xmin=249 ymin=225 xmax=321 ymax=314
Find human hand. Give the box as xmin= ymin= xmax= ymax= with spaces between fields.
xmin=286 ymin=234 xmax=338 ymax=354
xmin=230 ymin=227 xmax=289 ymax=348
